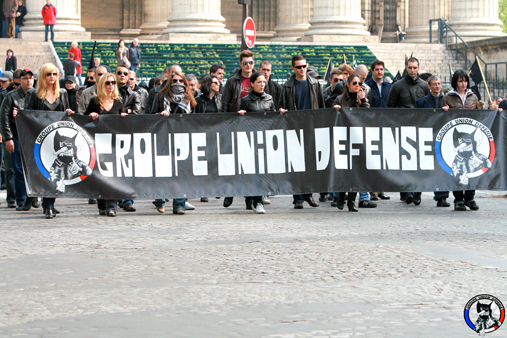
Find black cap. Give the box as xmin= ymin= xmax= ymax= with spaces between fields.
xmin=65 ymin=75 xmax=77 ymax=83
xmin=20 ymin=69 xmax=33 ymax=77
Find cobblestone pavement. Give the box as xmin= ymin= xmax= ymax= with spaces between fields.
xmin=0 ymin=191 xmax=506 ymax=337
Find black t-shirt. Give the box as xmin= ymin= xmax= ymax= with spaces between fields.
xmin=85 ymin=97 xmax=123 ymax=115
xmin=294 ymin=78 xmax=311 ymax=110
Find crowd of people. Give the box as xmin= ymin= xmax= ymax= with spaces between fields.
xmin=0 ymin=38 xmax=498 ymax=219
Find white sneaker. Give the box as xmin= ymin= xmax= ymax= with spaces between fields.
xmin=184 ymin=201 xmax=195 ymax=210
xmin=262 ymin=196 xmax=271 ymax=204
xmin=254 ymin=203 xmax=265 ymax=214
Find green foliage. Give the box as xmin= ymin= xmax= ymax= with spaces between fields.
xmin=501 ymin=0 xmax=507 ymax=33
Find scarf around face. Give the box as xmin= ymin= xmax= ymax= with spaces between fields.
xmin=165 ymin=84 xmax=190 ymax=114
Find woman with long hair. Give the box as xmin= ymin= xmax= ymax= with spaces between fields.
xmin=195 ymin=75 xmax=222 ymax=113
xmin=68 ymin=41 xmax=83 ymax=85
xmin=442 ymin=69 xmax=481 ymax=211
xmin=83 ymin=73 xmax=127 ymax=217
xmin=151 ymin=71 xmax=196 ymax=215
xmin=332 ymin=74 xmax=371 ymax=212
xmin=116 ymin=39 xmax=129 ymax=68
xmin=24 ymin=63 xmax=73 ymax=219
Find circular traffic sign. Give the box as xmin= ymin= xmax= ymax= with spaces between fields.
xmin=243 ymin=17 xmax=256 ymax=49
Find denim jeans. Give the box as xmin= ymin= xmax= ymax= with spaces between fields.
xmin=44 ymin=24 xmax=54 ymax=42
xmin=129 ymin=64 xmax=139 ymax=74
xmin=15 ymin=24 xmax=19 ymax=38
xmin=2 ymin=20 xmax=5 ymax=38
xmin=122 ymin=199 xmax=134 ymax=206
xmin=11 ymin=138 xmax=26 ymax=206
xmin=2 ymin=143 xmax=15 ymax=203
xmin=434 ymin=191 xmax=449 ymax=200
xmin=77 ymin=74 xmax=82 ymax=86
xmin=293 ymin=194 xmax=312 ymax=203
xmin=358 ymin=192 xmax=369 ymax=201
xmin=154 ymin=198 xmax=186 ymax=211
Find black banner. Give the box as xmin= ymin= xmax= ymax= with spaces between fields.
xmin=17 ymin=108 xmax=507 ymax=199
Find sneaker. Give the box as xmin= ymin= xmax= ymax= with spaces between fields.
xmin=454 ymin=201 xmax=467 ymax=211
xmin=405 ymin=193 xmax=414 ymax=204
xmin=254 ymin=203 xmax=265 ymax=214
xmin=262 ymin=196 xmax=271 ymax=204
xmin=358 ymin=200 xmax=377 ymax=208
xmin=436 ymin=197 xmax=450 ymax=207
xmin=200 ymin=197 xmax=209 ymax=202
xmin=184 ymin=201 xmax=195 ymax=210
xmin=465 ymin=200 xmax=479 ymax=210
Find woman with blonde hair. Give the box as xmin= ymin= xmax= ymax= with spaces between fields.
xmin=24 ymin=63 xmax=73 ymax=219
xmin=84 ymin=73 xmax=127 ymax=217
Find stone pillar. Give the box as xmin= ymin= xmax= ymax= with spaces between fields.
xmin=140 ymin=0 xmax=171 ymax=35
xmin=20 ymin=0 xmax=90 ymax=40
xmin=160 ymin=0 xmax=236 ymax=42
xmin=304 ymin=0 xmax=372 ymax=40
xmin=120 ymin=0 xmax=143 ymax=38
xmin=447 ymin=0 xmax=506 ymax=40
xmin=272 ymin=0 xmax=312 ymax=41
xmin=403 ymin=0 xmax=450 ymax=43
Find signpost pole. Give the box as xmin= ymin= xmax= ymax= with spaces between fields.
xmin=238 ymin=0 xmax=251 ymax=51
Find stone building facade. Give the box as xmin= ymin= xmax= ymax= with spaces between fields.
xmin=19 ymin=0 xmax=505 ymax=42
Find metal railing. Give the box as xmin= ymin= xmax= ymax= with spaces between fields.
xmin=429 ymin=18 xmax=507 ymax=102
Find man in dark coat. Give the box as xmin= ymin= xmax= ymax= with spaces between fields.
xmin=128 ymin=38 xmax=141 ymax=74
xmin=279 ymin=55 xmax=324 ymax=209
xmin=387 ymin=57 xmax=430 ymax=205
xmin=64 ymin=75 xmax=79 ymax=113
xmin=128 ymin=70 xmax=148 ymax=114
xmin=221 ymin=49 xmax=255 ymax=113
xmin=259 ymin=60 xmax=282 ymax=110
xmin=365 ymin=59 xmax=392 ymax=108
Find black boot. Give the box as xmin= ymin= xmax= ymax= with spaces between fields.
xmin=336 ymin=193 xmax=345 ymax=210
xmin=347 ymin=192 xmax=358 ymax=212
xmin=347 ymin=201 xmax=358 ymax=212
xmin=44 ymin=207 xmax=55 ymax=219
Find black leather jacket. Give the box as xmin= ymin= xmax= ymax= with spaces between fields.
xmin=0 ymin=86 xmax=32 ymax=140
xmin=221 ymin=68 xmax=249 ymax=112
xmin=24 ymin=88 xmax=69 ymax=111
xmin=146 ymin=79 xmax=166 ymax=114
xmin=195 ymin=93 xmax=222 ymax=113
xmin=133 ymin=85 xmax=148 ymax=114
xmin=264 ymin=78 xmax=282 ymax=110
xmin=387 ymin=75 xmax=430 ymax=108
xmin=325 ymin=81 xmax=372 ymax=108
xmin=119 ymin=84 xmax=141 ymax=114
xmin=239 ymin=91 xmax=276 ymax=112
xmin=279 ymin=74 xmax=324 ymax=111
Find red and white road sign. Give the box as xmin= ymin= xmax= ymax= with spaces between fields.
xmin=243 ymin=17 xmax=256 ymax=49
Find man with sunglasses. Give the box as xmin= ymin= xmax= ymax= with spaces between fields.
xmin=221 ymin=50 xmax=255 ymax=208
xmin=209 ymin=64 xmax=224 ymax=94
xmin=221 ymin=49 xmax=255 ymax=113
xmin=115 ymin=64 xmax=141 ymax=213
xmin=279 ymin=55 xmax=325 ymax=209
xmin=259 ymin=60 xmax=282 ymax=110
xmin=78 ymin=65 xmax=107 ymax=114
xmin=322 ymin=68 xmax=344 ymax=107
xmin=128 ymin=70 xmax=148 ymax=114
xmin=0 ymin=69 xmax=35 ymax=210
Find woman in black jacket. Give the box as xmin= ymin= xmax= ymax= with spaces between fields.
xmin=5 ymin=49 xmax=16 ymax=71
xmin=195 ymin=75 xmax=222 ymax=113
xmin=332 ymin=74 xmax=370 ymax=212
xmin=15 ymin=0 xmax=27 ymax=38
xmin=238 ymin=72 xmax=276 ymax=214
xmin=24 ymin=63 xmax=73 ymax=219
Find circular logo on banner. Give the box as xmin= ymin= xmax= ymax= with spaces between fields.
xmin=243 ymin=17 xmax=256 ymax=49
xmin=435 ymin=118 xmax=494 ymax=186
xmin=34 ymin=121 xmax=95 ymax=193
xmin=464 ymin=294 xmax=505 ymax=335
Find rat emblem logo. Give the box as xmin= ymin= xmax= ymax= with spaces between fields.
xmin=464 ymin=294 xmax=505 ymax=336
xmin=34 ymin=121 xmax=96 ymax=193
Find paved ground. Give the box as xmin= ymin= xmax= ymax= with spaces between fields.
xmin=0 ymin=191 xmax=506 ymax=337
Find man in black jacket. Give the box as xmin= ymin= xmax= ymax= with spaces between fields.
xmin=387 ymin=57 xmax=430 ymax=205
xmin=64 ymin=75 xmax=79 ymax=112
xmin=128 ymin=38 xmax=141 ymax=74
xmin=259 ymin=60 xmax=282 ymax=110
xmin=0 ymin=68 xmax=33 ymax=210
xmin=128 ymin=70 xmax=148 ymax=114
xmin=221 ymin=49 xmax=255 ymax=113
xmin=210 ymin=64 xmax=224 ymax=95
xmin=279 ymin=55 xmax=324 ymax=209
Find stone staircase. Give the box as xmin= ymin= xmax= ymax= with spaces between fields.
xmin=0 ymin=40 xmax=56 ymax=74
xmin=367 ymin=43 xmax=467 ymax=82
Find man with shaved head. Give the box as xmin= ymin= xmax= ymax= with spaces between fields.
xmin=78 ymin=65 xmax=107 ymax=115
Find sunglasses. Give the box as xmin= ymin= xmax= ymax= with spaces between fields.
xmin=46 ymin=72 xmax=57 ymax=76
xmin=87 ymin=76 xmax=94 ymax=80
xmin=65 ymin=81 xmax=74 ymax=85
xmin=352 ymin=81 xmax=363 ymax=86
xmin=117 ymin=71 xmax=129 ymax=76
xmin=172 ymin=79 xmax=184 ymax=84
xmin=294 ymin=64 xmax=307 ymax=69
xmin=13 ymin=82 xmax=21 ymax=86
xmin=129 ymin=78 xmax=135 ymax=81
xmin=333 ymin=78 xmax=343 ymax=83
xmin=242 ymin=61 xmax=254 ymax=66
xmin=105 ymin=81 xmax=116 ymax=86
xmin=212 ymin=80 xmax=220 ymax=85
xmin=97 ymin=73 xmax=104 ymax=76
